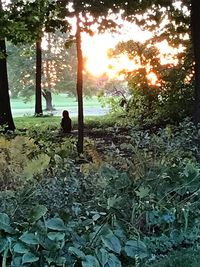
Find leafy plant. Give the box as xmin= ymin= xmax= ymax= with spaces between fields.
xmin=0 ymin=136 xmax=50 ymax=189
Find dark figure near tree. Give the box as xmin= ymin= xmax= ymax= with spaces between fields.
xmin=61 ymin=110 xmax=72 ymax=133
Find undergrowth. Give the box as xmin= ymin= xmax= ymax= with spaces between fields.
xmin=1 ymin=118 xmax=200 ymax=266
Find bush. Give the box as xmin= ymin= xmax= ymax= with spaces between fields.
xmin=0 ymin=135 xmax=50 ymax=189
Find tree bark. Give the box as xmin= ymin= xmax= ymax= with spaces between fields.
xmin=76 ymin=14 xmax=84 ymax=154
xmin=0 ymin=39 xmax=15 ymax=131
xmin=0 ymin=0 xmax=15 ymax=131
xmin=191 ymin=0 xmax=200 ymax=124
xmin=35 ymin=39 xmax=43 ymax=115
xmin=43 ymin=33 xmax=54 ymax=111
xmin=43 ymin=90 xmax=54 ymax=111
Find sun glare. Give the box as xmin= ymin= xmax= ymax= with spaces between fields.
xmin=41 ymin=13 xmax=185 ymax=87
xmin=156 ymin=40 xmax=184 ymax=66
xmin=82 ymin=25 xmax=182 ymax=86
xmin=81 ymin=20 xmax=152 ymax=79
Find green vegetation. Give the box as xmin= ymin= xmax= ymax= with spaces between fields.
xmin=13 ymin=114 xmax=114 ymax=130
xmin=1 ymin=117 xmax=200 ymax=266
xmin=145 ymin=249 xmax=200 ymax=267
xmin=1 ymin=0 xmax=200 ymax=266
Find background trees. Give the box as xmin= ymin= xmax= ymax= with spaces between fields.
xmin=0 ymin=0 xmax=198 ymax=146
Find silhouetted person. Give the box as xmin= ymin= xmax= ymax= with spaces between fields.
xmin=61 ymin=110 xmax=72 ymax=133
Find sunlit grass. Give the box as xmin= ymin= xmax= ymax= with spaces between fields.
xmin=11 ymin=95 xmax=101 ymax=109
xmin=11 ymin=95 xmax=105 ymax=117
xmin=14 ymin=114 xmax=115 ymax=130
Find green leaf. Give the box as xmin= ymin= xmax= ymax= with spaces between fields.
xmin=47 ymin=232 xmax=65 ymax=241
xmin=0 ymin=238 xmax=8 ymax=253
xmin=82 ymin=255 xmax=100 ymax=267
xmin=124 ymin=240 xmax=148 ymax=259
xmin=68 ymin=247 xmax=85 ymax=259
xmin=115 ymin=173 xmax=131 ymax=189
xmin=107 ymin=253 xmax=122 ymax=267
xmin=135 ymin=186 xmax=150 ymax=199
xmin=22 ymin=252 xmax=39 ymax=264
xmin=0 ymin=213 xmax=14 ymax=233
xmin=56 ymin=256 xmax=66 ymax=266
xmin=11 ymin=256 xmax=22 ymax=267
xmin=92 ymin=214 xmax=101 ymax=221
xmin=96 ymin=248 xmax=109 ymax=266
xmin=107 ymin=195 xmax=122 ymax=210
xmin=19 ymin=232 xmax=39 ymax=245
xmin=29 ymin=205 xmax=48 ymax=222
xmin=170 ymin=230 xmax=184 ymax=245
xmin=101 ymin=232 xmax=121 ymax=254
xmin=46 ymin=218 xmax=66 ymax=231
xmin=13 ymin=242 xmax=29 ymax=254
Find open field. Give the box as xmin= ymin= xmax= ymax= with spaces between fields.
xmin=11 ymin=94 xmax=109 ymax=117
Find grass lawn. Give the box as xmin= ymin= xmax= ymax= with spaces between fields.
xmin=11 ymin=94 xmax=107 ymax=117
xmin=13 ymin=114 xmax=115 ymax=130
xmin=12 ymin=94 xmax=112 ymax=129
xmin=11 ymin=94 xmax=101 ymax=109
xmin=14 ymin=116 xmax=61 ymax=129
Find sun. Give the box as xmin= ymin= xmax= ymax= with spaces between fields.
xmin=82 ymin=25 xmax=185 ymax=85
xmin=81 ymin=21 xmax=152 ymax=79
xmin=82 ymin=33 xmax=112 ymax=77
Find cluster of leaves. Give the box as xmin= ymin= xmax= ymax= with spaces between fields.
xmin=0 ymin=204 xmax=149 ymax=267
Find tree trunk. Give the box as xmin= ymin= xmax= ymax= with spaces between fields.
xmin=43 ymin=33 xmax=54 ymax=111
xmin=191 ymin=0 xmax=200 ymax=124
xmin=43 ymin=90 xmax=54 ymax=111
xmin=35 ymin=39 xmax=43 ymax=115
xmin=0 ymin=0 xmax=15 ymax=131
xmin=76 ymin=15 xmax=84 ymax=154
xmin=0 ymin=38 xmax=15 ymax=131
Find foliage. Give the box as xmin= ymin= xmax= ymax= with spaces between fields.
xmin=145 ymin=249 xmax=200 ymax=267
xmin=2 ymin=118 xmax=200 ymax=266
xmin=0 ymin=204 xmax=149 ymax=267
xmin=0 ymin=135 xmax=50 ymax=189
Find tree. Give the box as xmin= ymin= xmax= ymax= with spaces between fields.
xmin=76 ymin=14 xmax=84 ymax=153
xmin=62 ymin=0 xmax=122 ymax=153
xmin=191 ymin=0 xmax=200 ymax=124
xmin=8 ymin=0 xmax=67 ymax=115
xmin=35 ymin=38 xmax=43 ymax=115
xmin=42 ymin=33 xmax=54 ymax=111
xmin=0 ymin=0 xmax=15 ymax=131
xmin=34 ymin=0 xmax=47 ymax=116
xmin=7 ymin=0 xmax=44 ymax=115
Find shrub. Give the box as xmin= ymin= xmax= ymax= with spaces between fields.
xmin=0 ymin=136 xmax=50 ymax=189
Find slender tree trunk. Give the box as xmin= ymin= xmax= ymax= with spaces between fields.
xmin=43 ymin=33 xmax=53 ymax=111
xmin=43 ymin=90 xmax=53 ymax=110
xmin=191 ymin=0 xmax=200 ymax=124
xmin=0 ymin=39 xmax=15 ymax=131
xmin=76 ymin=15 xmax=84 ymax=154
xmin=35 ymin=39 xmax=43 ymax=115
